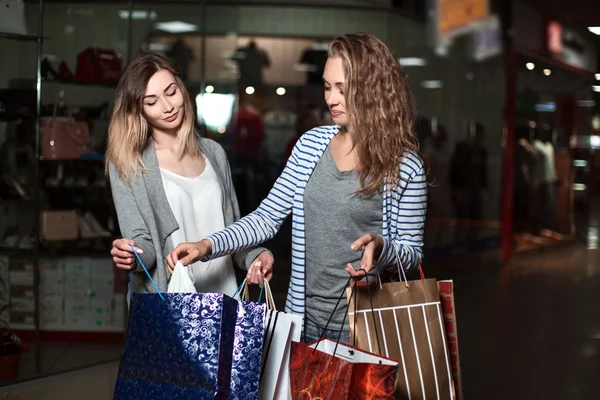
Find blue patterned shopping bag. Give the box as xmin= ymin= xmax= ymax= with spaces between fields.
xmin=113 ymin=248 xmax=237 ymax=399
xmin=229 ymin=281 xmax=267 ymax=400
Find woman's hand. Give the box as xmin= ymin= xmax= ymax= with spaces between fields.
xmin=345 ymin=234 xmax=384 ymax=279
xmin=246 ymin=251 xmax=274 ymax=287
xmin=166 ymin=239 xmax=212 ymax=274
xmin=111 ymin=239 xmax=143 ymax=270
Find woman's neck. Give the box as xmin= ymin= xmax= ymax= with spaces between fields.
xmin=152 ymin=128 xmax=179 ymax=151
xmin=337 ymin=126 xmax=355 ymax=146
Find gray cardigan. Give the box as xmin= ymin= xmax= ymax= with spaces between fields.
xmin=108 ymin=137 xmax=266 ymax=294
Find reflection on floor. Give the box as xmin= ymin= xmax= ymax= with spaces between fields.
xmin=2 ymin=242 xmax=599 ymax=399
xmin=15 ymin=341 xmax=122 ymax=382
xmin=1 ymin=361 xmax=119 ymax=399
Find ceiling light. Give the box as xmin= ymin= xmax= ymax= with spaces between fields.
xmin=543 ymin=69 xmax=551 ymax=76
xmin=155 ymin=21 xmax=198 ymax=33
xmin=593 ymin=85 xmax=600 ymax=92
xmin=217 ymin=126 xmax=226 ymax=134
xmin=276 ymin=87 xmax=286 ymax=96
xmin=421 ymin=80 xmax=443 ymax=89
xmin=399 ymin=57 xmax=427 ymax=67
xmin=526 ymin=62 xmax=535 ymax=70
xmin=588 ymin=27 xmax=600 ymax=35
xmin=245 ymin=86 xmax=255 ymax=95
xmin=205 ymin=85 xmax=214 ymax=94
xmin=596 ymin=73 xmax=600 ymax=80
xmin=576 ymin=100 xmax=596 ymax=107
xmin=118 ymin=10 xmax=157 ymax=20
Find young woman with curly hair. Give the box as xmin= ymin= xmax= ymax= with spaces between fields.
xmin=167 ymin=33 xmax=428 ymax=343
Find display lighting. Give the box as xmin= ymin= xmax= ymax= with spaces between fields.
xmin=588 ymin=27 xmax=600 ymax=35
xmin=526 ymin=62 xmax=535 ymax=70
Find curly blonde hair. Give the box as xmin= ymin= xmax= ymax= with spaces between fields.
xmin=328 ymin=33 xmax=418 ymax=196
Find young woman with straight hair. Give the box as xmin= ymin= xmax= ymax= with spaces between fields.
xmin=106 ymin=52 xmax=272 ymax=296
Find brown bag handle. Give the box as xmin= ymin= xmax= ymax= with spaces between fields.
xmin=52 ymin=98 xmax=73 ymax=121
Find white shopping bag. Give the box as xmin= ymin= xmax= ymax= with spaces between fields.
xmin=167 ymin=261 xmax=196 ymax=293
xmin=258 ymin=280 xmax=303 ymax=400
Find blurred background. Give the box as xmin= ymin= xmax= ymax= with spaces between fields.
xmin=1 ymin=0 xmax=599 ymax=398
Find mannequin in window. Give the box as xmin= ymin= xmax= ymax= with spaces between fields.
xmin=166 ymin=38 xmax=194 ymax=82
xmin=297 ymin=41 xmax=329 ymax=86
xmin=533 ymin=124 xmax=558 ymax=234
xmin=449 ymin=121 xmax=488 ymax=240
xmin=513 ymin=124 xmax=538 ymax=236
xmin=425 ymin=123 xmax=453 ymax=249
xmin=227 ymin=91 xmax=265 ymax=215
xmin=232 ymin=40 xmax=271 ymax=87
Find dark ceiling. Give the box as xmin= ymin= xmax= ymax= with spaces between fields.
xmin=519 ymin=0 xmax=600 ymax=28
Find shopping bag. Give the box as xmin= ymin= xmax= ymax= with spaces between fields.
xmin=289 ymin=277 xmax=398 ymax=400
xmin=167 ymin=261 xmax=196 ymax=293
xmin=437 ymin=279 xmax=463 ymax=400
xmin=347 ymin=257 xmax=455 ymax=400
xmin=229 ymin=281 xmax=267 ymax=400
xmin=290 ymin=338 xmax=398 ymax=399
xmin=114 ymin=247 xmax=237 ymax=399
xmin=259 ymin=280 xmax=303 ymax=400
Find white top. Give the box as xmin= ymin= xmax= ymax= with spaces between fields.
xmin=160 ymin=160 xmax=237 ymax=296
xmin=533 ymin=140 xmax=557 ymax=184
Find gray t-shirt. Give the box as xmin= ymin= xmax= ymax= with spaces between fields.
xmin=304 ymin=145 xmax=382 ymax=331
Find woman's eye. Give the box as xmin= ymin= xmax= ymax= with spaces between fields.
xmin=324 ymin=86 xmax=331 ymax=91
xmin=145 ymin=101 xmax=157 ymax=106
xmin=167 ymin=90 xmax=177 ymax=97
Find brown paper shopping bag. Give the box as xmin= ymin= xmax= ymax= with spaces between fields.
xmin=347 ymin=261 xmax=456 ymax=400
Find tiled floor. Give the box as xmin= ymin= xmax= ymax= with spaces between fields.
xmin=15 ymin=341 xmax=122 ymax=382
xmin=0 ymin=361 xmax=119 ymax=399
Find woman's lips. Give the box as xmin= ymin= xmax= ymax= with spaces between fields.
xmin=164 ymin=112 xmax=178 ymax=122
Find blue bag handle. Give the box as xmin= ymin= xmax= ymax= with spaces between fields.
xmin=129 ymin=244 xmax=165 ymax=301
xmin=233 ymin=279 xmax=264 ymax=303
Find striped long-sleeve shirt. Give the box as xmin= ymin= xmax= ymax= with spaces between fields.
xmin=207 ymin=125 xmax=428 ymax=318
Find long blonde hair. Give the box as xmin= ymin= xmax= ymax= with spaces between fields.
xmin=106 ymin=52 xmax=198 ymax=182
xmin=328 ymin=33 xmax=418 ymax=196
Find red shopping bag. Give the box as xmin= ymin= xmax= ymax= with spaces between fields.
xmin=289 ymin=338 xmax=398 ymax=400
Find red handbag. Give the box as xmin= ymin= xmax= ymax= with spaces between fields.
xmin=75 ymin=48 xmax=122 ymax=86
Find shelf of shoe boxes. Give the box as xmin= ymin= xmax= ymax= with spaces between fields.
xmin=8 ymin=255 xmax=126 ymax=333
xmin=0 ymin=41 xmax=127 ymax=336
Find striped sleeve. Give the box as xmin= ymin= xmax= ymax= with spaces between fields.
xmin=205 ymin=142 xmax=302 ymax=260
xmin=376 ymin=153 xmax=427 ymax=273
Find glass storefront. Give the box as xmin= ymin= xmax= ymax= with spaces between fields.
xmin=0 ymin=1 xmax=506 ymax=383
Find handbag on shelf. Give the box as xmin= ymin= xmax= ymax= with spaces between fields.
xmin=40 ymin=210 xmax=78 ymax=241
xmin=75 ymin=48 xmax=122 ymax=86
xmin=41 ymin=99 xmax=91 ymax=160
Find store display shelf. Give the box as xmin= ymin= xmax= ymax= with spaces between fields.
xmin=42 ymin=78 xmax=117 ymax=88
xmin=13 ymin=324 xmax=124 ymax=333
xmin=13 ymin=328 xmax=125 ymax=343
xmin=0 ymin=32 xmax=44 ymax=42
xmin=40 ymin=154 xmax=106 ymax=162
xmin=0 ymin=247 xmax=35 ymax=258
